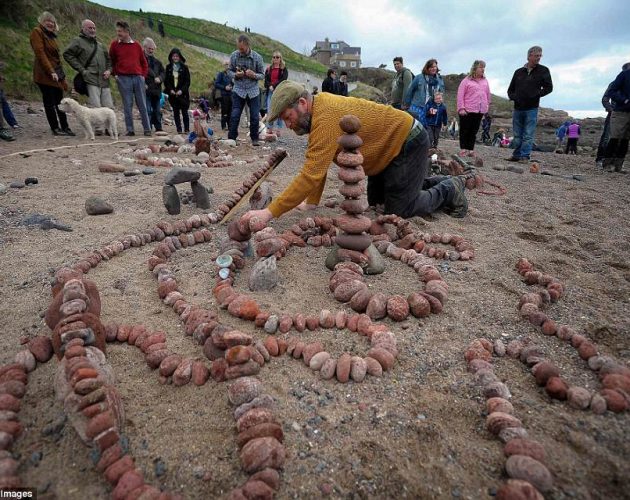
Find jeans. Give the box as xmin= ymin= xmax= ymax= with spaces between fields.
xmin=511 ymin=108 xmax=538 ymax=159
xmin=367 ymin=128 xmax=455 ymax=217
xmin=146 ymin=94 xmax=162 ymax=130
xmin=603 ymin=111 xmax=630 ymax=170
xmin=36 ymin=83 xmax=68 ymax=132
xmin=1 ymin=93 xmax=18 ymax=127
xmin=426 ymin=125 xmax=441 ymax=148
xmin=220 ymin=94 xmax=232 ymax=129
xmin=265 ymin=89 xmax=284 ymax=129
xmin=86 ymin=85 xmax=114 ymax=109
xmin=459 ymin=112 xmax=483 ymax=150
xmin=116 ymin=75 xmax=150 ymax=133
xmin=229 ymin=93 xmax=260 ymax=141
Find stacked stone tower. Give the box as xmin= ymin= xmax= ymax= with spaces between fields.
xmin=326 ymin=115 xmax=384 ymax=274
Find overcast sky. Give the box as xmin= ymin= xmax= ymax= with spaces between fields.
xmin=97 ymin=0 xmax=630 ymax=117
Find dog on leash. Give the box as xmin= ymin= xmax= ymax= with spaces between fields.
xmin=58 ymin=98 xmax=118 ymax=140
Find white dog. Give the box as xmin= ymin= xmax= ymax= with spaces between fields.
xmin=58 ymin=98 xmax=118 ymax=140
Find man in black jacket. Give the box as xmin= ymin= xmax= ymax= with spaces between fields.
xmin=596 ymin=63 xmax=630 ymax=168
xmin=602 ymin=65 xmax=630 ymax=172
xmin=322 ymin=69 xmax=338 ymax=94
xmin=143 ymin=37 xmax=165 ymax=132
xmin=506 ymin=46 xmax=553 ymax=162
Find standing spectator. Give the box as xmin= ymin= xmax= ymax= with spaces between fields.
xmin=148 ymin=16 xmax=154 ymax=30
xmin=158 ymin=20 xmax=165 ymax=38
xmin=215 ymin=61 xmax=233 ymax=131
xmin=602 ymin=66 xmax=630 ymax=172
xmin=565 ymin=120 xmax=580 ymax=154
xmin=0 ymin=62 xmax=19 ymax=130
xmin=0 ymin=64 xmax=15 ymax=140
xmin=227 ymin=34 xmax=264 ymax=146
xmin=456 ymin=60 xmax=491 ymax=156
xmin=109 ymin=20 xmax=151 ymax=136
xmin=391 ymin=56 xmax=413 ymax=109
xmin=30 ymin=12 xmax=74 ymax=136
xmin=164 ymin=48 xmax=191 ymax=134
xmin=506 ymin=46 xmax=553 ymax=162
xmin=143 ymin=37 xmax=165 ymax=132
xmin=403 ymin=59 xmax=445 ymax=122
xmin=555 ymin=120 xmax=570 ymax=148
xmin=596 ymin=63 xmax=630 ymax=168
xmin=481 ymin=113 xmax=492 ymax=144
xmin=322 ymin=69 xmax=338 ymax=94
xmin=424 ymin=92 xmax=447 ymax=148
xmin=338 ymin=71 xmax=349 ymax=97
xmin=264 ymin=51 xmax=288 ymax=136
xmin=63 ymin=19 xmax=113 ymax=111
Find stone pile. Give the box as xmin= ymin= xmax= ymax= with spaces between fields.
xmin=325 ymin=115 xmax=384 ymax=274
xmin=162 ymin=167 xmax=211 ymax=215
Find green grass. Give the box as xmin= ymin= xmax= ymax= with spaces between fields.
xmin=0 ymin=0 xmax=326 ymax=101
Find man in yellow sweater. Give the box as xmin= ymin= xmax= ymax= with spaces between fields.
xmin=241 ymin=80 xmax=468 ymax=226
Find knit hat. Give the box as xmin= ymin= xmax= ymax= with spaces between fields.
xmin=265 ymin=80 xmax=305 ymax=123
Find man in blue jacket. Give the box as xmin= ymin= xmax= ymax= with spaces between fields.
xmin=506 ymin=46 xmax=553 ymax=162
xmin=602 ymin=65 xmax=630 ymax=172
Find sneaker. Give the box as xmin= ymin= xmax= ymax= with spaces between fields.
xmin=52 ymin=128 xmax=62 ymax=136
xmin=447 ymin=177 xmax=468 ymax=218
xmin=506 ymin=156 xmax=520 ymax=162
xmin=144 ymin=130 xmax=152 ymax=137
xmin=62 ymin=128 xmax=75 ymax=136
xmin=0 ymin=128 xmax=15 ymax=141
xmin=251 ymin=140 xmax=261 ymax=147
xmin=125 ymin=131 xmax=135 ymax=137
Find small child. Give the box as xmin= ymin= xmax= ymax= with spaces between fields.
xmin=423 ymin=92 xmax=448 ymax=148
xmin=565 ymin=120 xmax=580 ymax=155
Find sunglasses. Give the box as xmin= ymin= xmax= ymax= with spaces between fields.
xmin=272 ymin=56 xmax=280 ymax=59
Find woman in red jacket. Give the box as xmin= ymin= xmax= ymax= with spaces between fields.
xmin=264 ymin=51 xmax=288 ymax=137
xmin=30 ymin=12 xmax=74 ymax=136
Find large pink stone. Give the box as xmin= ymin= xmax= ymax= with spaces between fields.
xmin=336 ymin=215 xmax=372 ymax=235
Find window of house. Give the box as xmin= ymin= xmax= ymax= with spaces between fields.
xmin=331 ymin=43 xmax=339 ymax=49
xmin=350 ymin=61 xmax=356 ymax=68
xmin=340 ymin=61 xmax=346 ymax=67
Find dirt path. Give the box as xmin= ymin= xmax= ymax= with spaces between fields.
xmin=0 ymin=100 xmax=628 ymax=499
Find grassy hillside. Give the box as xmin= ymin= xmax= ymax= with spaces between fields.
xmin=0 ymin=0 xmax=326 ymax=101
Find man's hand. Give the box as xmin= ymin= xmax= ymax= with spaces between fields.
xmin=226 ymin=84 xmax=232 ymax=91
xmin=235 ymin=70 xmax=245 ymax=79
xmin=103 ymin=70 xmax=111 ymax=79
xmin=245 ymin=69 xmax=256 ymax=79
xmin=154 ymin=77 xmax=161 ymax=83
xmin=269 ymin=85 xmax=274 ymax=92
xmin=51 ymin=72 xmax=59 ymax=82
xmin=240 ymin=208 xmax=273 ymax=228
xmin=176 ymin=90 xmax=182 ymax=96
xmin=295 ymin=201 xmax=318 ymax=211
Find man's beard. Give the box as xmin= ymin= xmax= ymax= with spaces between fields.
xmin=293 ymin=111 xmax=312 ymax=136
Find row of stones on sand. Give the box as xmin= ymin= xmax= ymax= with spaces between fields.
xmin=515 ymin=258 xmax=629 ymax=413
xmin=464 ymin=338 xmax=552 ymax=500
xmin=227 ymin=377 xmax=285 ymax=498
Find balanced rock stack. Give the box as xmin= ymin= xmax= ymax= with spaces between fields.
xmin=326 ymin=115 xmax=384 ymax=274
xmin=162 ymin=167 xmax=211 ymax=215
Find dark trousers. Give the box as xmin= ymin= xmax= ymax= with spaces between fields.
xmin=220 ymin=94 xmax=232 ymax=129
xmin=172 ymin=105 xmax=189 ymax=133
xmin=565 ymin=137 xmax=578 ymax=154
xmin=228 ymin=93 xmax=260 ymax=141
xmin=459 ymin=112 xmax=483 ymax=150
xmin=596 ymin=112 xmax=611 ymax=161
xmin=146 ymin=94 xmax=162 ymax=131
xmin=427 ymin=125 xmax=441 ymax=148
xmin=367 ymin=128 xmax=455 ymax=217
xmin=1 ymin=93 xmax=17 ymax=127
xmin=37 ymin=83 xmax=68 ymax=132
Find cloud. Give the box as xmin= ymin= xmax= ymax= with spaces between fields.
xmin=95 ymin=0 xmax=630 ymax=115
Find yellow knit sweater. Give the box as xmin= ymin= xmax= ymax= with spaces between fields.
xmin=267 ymin=93 xmax=414 ymax=218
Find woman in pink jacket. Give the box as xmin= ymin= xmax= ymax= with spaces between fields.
xmin=457 ymin=60 xmax=491 ymax=156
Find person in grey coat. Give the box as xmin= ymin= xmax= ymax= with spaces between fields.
xmin=63 ymin=19 xmax=113 ymax=108
xmin=143 ymin=37 xmax=165 ymax=131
